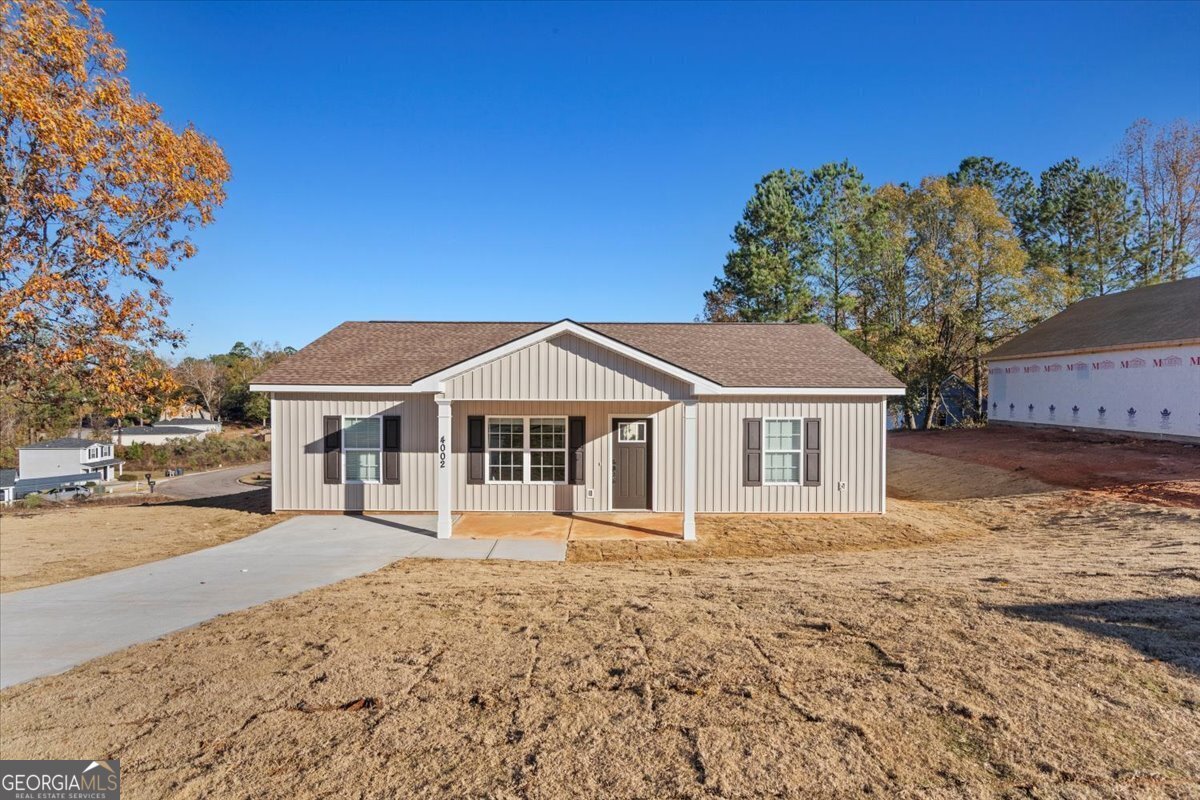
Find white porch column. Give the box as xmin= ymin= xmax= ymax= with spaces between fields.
xmin=682 ymin=399 xmax=698 ymax=541
xmin=436 ymin=394 xmax=453 ymax=538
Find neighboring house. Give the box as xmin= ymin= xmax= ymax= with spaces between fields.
xmin=159 ymin=417 xmax=222 ymax=433
xmin=985 ymin=278 xmax=1200 ymax=441
xmin=250 ymin=320 xmax=906 ymax=540
xmin=0 ymin=469 xmax=15 ymax=506
xmin=112 ymin=421 xmax=213 ymax=445
xmin=17 ymin=437 xmax=125 ymax=483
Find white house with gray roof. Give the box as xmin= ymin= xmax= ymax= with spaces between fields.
xmin=17 ymin=437 xmax=125 ymax=483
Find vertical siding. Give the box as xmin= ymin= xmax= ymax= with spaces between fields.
xmin=445 ymin=333 xmax=690 ymax=401
xmin=273 ymin=393 xmax=438 ymax=511
xmin=452 ymin=401 xmax=682 ymax=512
xmin=697 ymin=396 xmax=885 ymax=513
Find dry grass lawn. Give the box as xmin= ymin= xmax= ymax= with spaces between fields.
xmin=0 ymin=493 xmax=275 ymax=592
xmin=2 ymin=449 xmax=1199 ymax=798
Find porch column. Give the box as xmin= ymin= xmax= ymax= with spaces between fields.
xmin=682 ymin=399 xmax=697 ymax=541
xmin=436 ymin=394 xmax=453 ymax=538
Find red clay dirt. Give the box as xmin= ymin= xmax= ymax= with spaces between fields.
xmin=891 ymin=425 xmax=1200 ymax=509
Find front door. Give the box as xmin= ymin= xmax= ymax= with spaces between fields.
xmin=612 ymin=418 xmax=652 ymax=510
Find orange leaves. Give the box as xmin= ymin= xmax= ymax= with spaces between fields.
xmin=1 ymin=0 xmax=230 ymax=413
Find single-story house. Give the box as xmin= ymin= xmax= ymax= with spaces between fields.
xmin=159 ymin=417 xmax=222 ymax=433
xmin=251 ymin=320 xmax=905 ymax=539
xmin=985 ymin=278 xmax=1199 ymax=441
xmin=18 ymin=438 xmax=125 ymax=482
xmin=112 ymin=422 xmax=212 ymax=445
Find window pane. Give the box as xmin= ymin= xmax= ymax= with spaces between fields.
xmin=488 ymin=418 xmax=524 ymax=450
xmin=530 ymin=418 xmax=565 ymax=449
xmin=488 ymin=450 xmax=523 ymax=482
xmin=530 ymin=450 xmax=565 ymax=482
xmin=344 ymin=417 xmax=381 ymax=449
xmin=617 ymin=422 xmax=645 ymax=442
xmin=765 ymin=419 xmax=801 ymax=451
xmin=764 ymin=452 xmax=799 ymax=483
xmin=346 ymin=451 xmax=380 ymax=482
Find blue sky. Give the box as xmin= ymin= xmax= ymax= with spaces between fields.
xmin=96 ymin=1 xmax=1200 ymax=357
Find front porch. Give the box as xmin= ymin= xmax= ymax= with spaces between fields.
xmin=453 ymin=512 xmax=684 ymax=542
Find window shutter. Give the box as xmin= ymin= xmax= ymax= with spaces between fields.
xmin=568 ymin=416 xmax=586 ymax=485
xmin=382 ymin=416 xmax=401 ymax=484
xmin=323 ymin=416 xmax=341 ymax=485
xmin=803 ymin=418 xmax=821 ymax=486
xmin=743 ymin=418 xmax=762 ymax=487
xmin=467 ymin=415 xmax=485 ymax=485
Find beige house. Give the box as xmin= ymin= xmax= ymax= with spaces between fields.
xmin=250 ymin=320 xmax=905 ymax=539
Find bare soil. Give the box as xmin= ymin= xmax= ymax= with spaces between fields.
xmin=2 ymin=442 xmax=1198 ymax=798
xmin=0 ymin=491 xmax=274 ymax=593
xmin=892 ymin=425 xmax=1200 ymax=508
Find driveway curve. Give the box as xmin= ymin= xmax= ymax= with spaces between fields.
xmin=158 ymin=461 xmax=269 ymax=500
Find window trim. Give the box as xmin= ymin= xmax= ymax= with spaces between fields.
xmin=762 ymin=416 xmax=804 ymax=486
xmin=341 ymin=414 xmax=383 ymax=485
xmin=484 ymin=415 xmax=569 ymax=486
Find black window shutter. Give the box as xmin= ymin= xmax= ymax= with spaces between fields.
xmin=568 ymin=416 xmax=586 ymax=485
xmin=323 ymin=416 xmax=341 ymax=485
xmin=383 ymin=416 xmax=401 ymax=484
xmin=803 ymin=418 xmax=821 ymax=486
xmin=467 ymin=415 xmax=485 ymax=485
xmin=743 ymin=418 xmax=761 ymax=487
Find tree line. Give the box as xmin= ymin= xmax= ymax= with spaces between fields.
xmin=173 ymin=341 xmax=295 ymax=425
xmin=703 ymin=119 xmax=1199 ymax=428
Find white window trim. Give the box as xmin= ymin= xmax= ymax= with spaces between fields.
xmin=342 ymin=414 xmax=383 ymax=485
xmin=762 ymin=416 xmax=804 ymax=486
xmin=484 ymin=415 xmax=569 ymax=486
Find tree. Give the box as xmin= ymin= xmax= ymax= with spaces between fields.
xmin=0 ymin=0 xmax=230 ymax=416
xmin=800 ymin=162 xmax=869 ymax=332
xmin=175 ymin=358 xmax=227 ymax=420
xmin=1111 ymin=118 xmax=1200 ymax=283
xmin=949 ymin=156 xmax=1038 ymax=247
xmin=703 ymin=169 xmax=816 ymax=322
xmin=243 ymin=392 xmax=270 ymax=427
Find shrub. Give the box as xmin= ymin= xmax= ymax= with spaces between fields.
xmin=22 ymin=494 xmax=43 ymax=509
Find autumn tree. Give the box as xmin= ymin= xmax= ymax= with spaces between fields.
xmin=174 ymin=357 xmax=226 ymax=420
xmin=0 ymin=0 xmax=230 ymax=419
xmin=1111 ymin=118 xmax=1200 ymax=283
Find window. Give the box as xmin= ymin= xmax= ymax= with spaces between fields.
xmin=487 ymin=416 xmax=567 ymax=484
xmin=488 ymin=418 xmax=524 ymax=482
xmin=343 ymin=416 xmax=382 ymax=482
xmin=763 ymin=419 xmax=802 ymax=484
xmin=88 ymin=447 xmax=98 ymax=460
xmin=617 ymin=421 xmax=646 ymax=442
xmin=529 ymin=418 xmax=566 ymax=482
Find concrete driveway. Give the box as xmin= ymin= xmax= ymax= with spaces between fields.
xmin=0 ymin=514 xmax=565 ymax=689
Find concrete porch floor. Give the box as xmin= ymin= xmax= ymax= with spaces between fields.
xmin=454 ymin=512 xmax=684 ymax=542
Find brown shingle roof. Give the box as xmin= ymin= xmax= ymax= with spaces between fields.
xmin=986 ymin=278 xmax=1200 ymax=361
xmin=254 ymin=320 xmax=904 ymax=390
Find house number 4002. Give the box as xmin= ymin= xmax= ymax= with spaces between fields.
xmin=439 ymin=436 xmax=446 ymax=469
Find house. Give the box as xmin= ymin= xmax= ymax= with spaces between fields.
xmin=0 ymin=469 xmax=14 ymax=506
xmin=250 ymin=320 xmax=905 ymax=540
xmin=17 ymin=438 xmax=125 ymax=483
xmin=112 ymin=419 xmax=215 ymax=445
xmin=985 ymin=278 xmax=1200 ymax=441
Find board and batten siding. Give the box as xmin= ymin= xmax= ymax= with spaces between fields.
xmin=452 ymin=401 xmax=683 ymax=512
xmin=272 ymin=392 xmax=439 ymax=512
xmin=444 ymin=333 xmax=691 ymax=401
xmin=697 ymin=396 xmax=886 ymax=513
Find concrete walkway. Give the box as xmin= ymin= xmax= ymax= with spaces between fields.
xmin=0 ymin=515 xmax=565 ymax=689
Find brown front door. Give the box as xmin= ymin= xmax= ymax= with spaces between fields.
xmin=612 ymin=418 xmax=651 ymax=510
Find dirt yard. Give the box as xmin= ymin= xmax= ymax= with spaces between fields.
xmin=0 ymin=491 xmax=274 ymax=593
xmin=892 ymin=425 xmax=1200 ymax=508
xmin=2 ymin=438 xmax=1198 ymax=798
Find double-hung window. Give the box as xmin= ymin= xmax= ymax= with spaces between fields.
xmin=763 ymin=419 xmax=803 ymax=484
xmin=487 ymin=416 xmax=567 ymax=484
xmin=343 ymin=416 xmax=382 ymax=483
